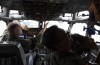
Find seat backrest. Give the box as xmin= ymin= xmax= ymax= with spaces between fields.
xmin=0 ymin=41 xmax=26 ymax=65
xmin=94 ymin=51 xmax=100 ymax=64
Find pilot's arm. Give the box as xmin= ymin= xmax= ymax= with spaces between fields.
xmin=17 ymin=21 xmax=48 ymax=53
xmin=34 ymin=22 xmax=49 ymax=45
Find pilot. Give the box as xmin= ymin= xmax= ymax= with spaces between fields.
xmin=6 ymin=22 xmax=36 ymax=53
xmin=3 ymin=22 xmax=46 ymax=53
xmin=71 ymin=34 xmax=98 ymax=54
xmin=42 ymin=26 xmax=85 ymax=65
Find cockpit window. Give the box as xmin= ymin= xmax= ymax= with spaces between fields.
xmin=76 ymin=11 xmax=89 ymax=20
xmin=71 ymin=23 xmax=87 ymax=36
xmin=20 ymin=20 xmax=39 ymax=28
xmin=9 ymin=10 xmax=24 ymax=18
xmin=9 ymin=10 xmax=19 ymax=15
xmin=59 ymin=13 xmax=73 ymax=21
xmin=91 ymin=25 xmax=100 ymax=42
xmin=45 ymin=21 xmax=69 ymax=31
xmin=77 ymin=11 xmax=89 ymax=16
xmin=0 ymin=20 xmax=7 ymax=36
xmin=0 ymin=6 xmax=2 ymax=13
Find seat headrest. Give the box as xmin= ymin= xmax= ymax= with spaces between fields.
xmin=0 ymin=41 xmax=26 ymax=65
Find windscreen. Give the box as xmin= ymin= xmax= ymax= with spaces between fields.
xmin=20 ymin=20 xmax=39 ymax=28
xmin=91 ymin=25 xmax=100 ymax=42
xmin=43 ymin=21 xmax=69 ymax=31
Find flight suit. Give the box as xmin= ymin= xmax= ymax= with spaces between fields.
xmin=49 ymin=52 xmax=84 ymax=65
xmin=1 ymin=31 xmax=42 ymax=53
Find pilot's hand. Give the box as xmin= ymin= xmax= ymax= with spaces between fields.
xmin=38 ymin=21 xmax=49 ymax=35
xmin=44 ymin=21 xmax=49 ymax=28
xmin=21 ymin=25 xmax=29 ymax=31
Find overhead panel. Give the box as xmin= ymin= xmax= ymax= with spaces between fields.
xmin=23 ymin=0 xmax=69 ymax=3
xmin=0 ymin=0 xmax=89 ymax=20
xmin=22 ymin=1 xmax=65 ymax=20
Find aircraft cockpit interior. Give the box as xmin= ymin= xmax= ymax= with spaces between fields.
xmin=0 ymin=0 xmax=100 ymax=65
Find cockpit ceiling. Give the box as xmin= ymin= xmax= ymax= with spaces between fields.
xmin=0 ymin=0 xmax=89 ymax=20
xmin=0 ymin=0 xmax=89 ymax=12
xmin=0 ymin=0 xmax=69 ymax=5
